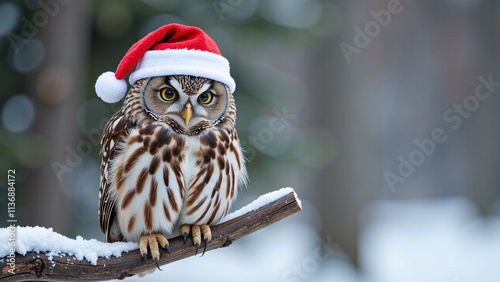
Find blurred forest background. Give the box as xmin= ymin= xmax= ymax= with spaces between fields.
xmin=1 ymin=0 xmax=500 ymax=281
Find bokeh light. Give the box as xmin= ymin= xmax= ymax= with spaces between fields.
xmin=12 ymin=38 xmax=45 ymax=73
xmin=1 ymin=94 xmax=35 ymax=133
xmin=224 ymin=0 xmax=259 ymax=21
xmin=260 ymin=0 xmax=322 ymax=29
xmin=36 ymin=67 xmax=72 ymax=104
xmin=0 ymin=2 xmax=21 ymax=37
xmin=95 ymin=1 xmax=133 ymax=38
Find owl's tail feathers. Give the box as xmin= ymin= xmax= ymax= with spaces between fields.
xmin=139 ymin=233 xmax=171 ymax=270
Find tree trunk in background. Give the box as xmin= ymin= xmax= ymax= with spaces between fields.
xmin=309 ymin=2 xmax=377 ymax=267
xmin=471 ymin=0 xmax=500 ymax=215
xmin=23 ymin=1 xmax=91 ymax=236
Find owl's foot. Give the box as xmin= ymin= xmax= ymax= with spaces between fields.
xmin=180 ymin=224 xmax=212 ymax=256
xmin=139 ymin=233 xmax=171 ymax=270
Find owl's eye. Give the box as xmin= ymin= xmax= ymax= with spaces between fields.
xmin=199 ymin=92 xmax=213 ymax=104
xmin=160 ymin=88 xmax=177 ymax=101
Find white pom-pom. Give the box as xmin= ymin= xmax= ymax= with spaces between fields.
xmin=95 ymin=71 xmax=128 ymax=103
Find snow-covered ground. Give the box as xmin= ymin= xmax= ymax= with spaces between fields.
xmin=360 ymin=197 xmax=500 ymax=282
xmin=3 ymin=194 xmax=500 ymax=281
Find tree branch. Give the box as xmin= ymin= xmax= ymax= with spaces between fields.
xmin=1 ymin=191 xmax=302 ymax=281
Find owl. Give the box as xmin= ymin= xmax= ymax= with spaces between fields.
xmin=99 ymin=75 xmax=246 ymax=267
xmin=95 ymin=24 xmax=247 ymax=269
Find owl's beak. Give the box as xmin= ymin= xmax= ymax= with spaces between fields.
xmin=181 ymin=101 xmax=193 ymax=126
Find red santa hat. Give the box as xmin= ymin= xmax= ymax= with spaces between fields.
xmin=95 ymin=24 xmax=236 ymax=103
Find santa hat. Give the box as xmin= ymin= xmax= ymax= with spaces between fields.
xmin=95 ymin=24 xmax=235 ymax=103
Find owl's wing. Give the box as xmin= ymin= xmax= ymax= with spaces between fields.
xmin=99 ymin=110 xmax=131 ymax=242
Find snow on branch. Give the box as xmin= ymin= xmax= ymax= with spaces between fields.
xmin=0 ymin=188 xmax=302 ymax=281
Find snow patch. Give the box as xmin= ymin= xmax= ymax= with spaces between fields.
xmin=0 ymin=226 xmax=138 ymax=266
xmin=219 ymin=187 xmax=299 ymax=224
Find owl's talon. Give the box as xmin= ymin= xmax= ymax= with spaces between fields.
xmin=201 ymin=224 xmax=212 ymax=257
xmin=179 ymin=224 xmax=212 ymax=256
xmin=155 ymin=234 xmax=170 ymax=256
xmin=155 ymin=257 xmax=162 ymax=271
xmin=202 ymin=238 xmax=209 ymax=257
xmin=181 ymin=225 xmax=191 ymax=244
xmin=191 ymin=225 xmax=201 ymax=255
xmin=139 ymin=233 xmax=169 ymax=267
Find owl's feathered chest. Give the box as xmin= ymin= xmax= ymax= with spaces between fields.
xmin=113 ymin=122 xmax=204 ymax=197
xmin=106 ymin=120 xmax=246 ymax=242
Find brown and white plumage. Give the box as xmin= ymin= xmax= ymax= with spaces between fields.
xmin=98 ymin=76 xmax=247 ymax=258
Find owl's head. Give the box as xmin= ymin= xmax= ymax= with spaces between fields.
xmin=141 ymin=75 xmax=230 ymax=134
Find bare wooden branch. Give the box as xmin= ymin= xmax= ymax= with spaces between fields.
xmin=1 ymin=191 xmax=302 ymax=281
